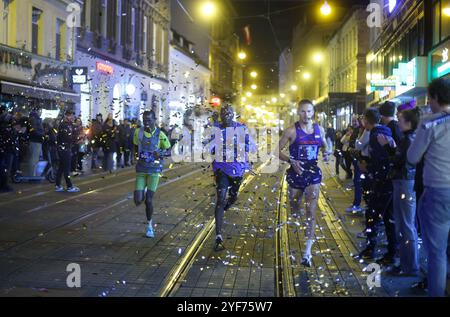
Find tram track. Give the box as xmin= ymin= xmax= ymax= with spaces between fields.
xmin=157 ymin=161 xmax=270 ymax=297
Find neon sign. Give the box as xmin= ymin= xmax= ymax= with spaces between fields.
xmin=96 ymin=62 xmax=113 ymax=74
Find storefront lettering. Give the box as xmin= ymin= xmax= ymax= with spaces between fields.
xmin=443 ymin=48 xmax=449 ymax=63
xmin=32 ymin=63 xmax=66 ymax=81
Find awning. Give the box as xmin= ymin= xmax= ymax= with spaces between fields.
xmin=0 ymin=80 xmax=80 ymax=103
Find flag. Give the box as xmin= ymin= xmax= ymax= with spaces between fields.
xmin=243 ymin=25 xmax=251 ymax=45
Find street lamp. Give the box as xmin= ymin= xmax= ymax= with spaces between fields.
xmin=200 ymin=1 xmax=217 ymax=18
xmin=251 ymin=84 xmax=257 ymax=90
xmin=280 ymin=93 xmax=286 ymax=98
xmin=313 ymin=53 xmax=323 ymax=63
xmin=320 ymin=1 xmax=331 ymax=16
xmin=250 ymin=71 xmax=258 ymax=78
xmin=290 ymin=84 xmax=298 ymax=91
xmin=444 ymin=6 xmax=450 ymax=17
xmin=246 ymin=92 xmax=252 ymax=97
xmin=303 ymin=72 xmax=311 ymax=80
xmin=272 ymin=97 xmax=278 ymax=103
xmin=238 ymin=51 xmax=247 ymax=60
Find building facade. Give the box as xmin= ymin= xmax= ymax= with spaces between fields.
xmin=366 ymin=0 xmax=432 ymax=110
xmin=278 ymin=47 xmax=293 ymax=97
xmin=209 ymin=0 xmax=242 ymax=106
xmin=167 ymin=30 xmax=211 ymax=127
xmin=0 ymin=0 xmax=79 ymax=116
xmin=320 ymin=7 xmax=369 ymax=130
xmin=74 ymin=0 xmax=170 ymax=125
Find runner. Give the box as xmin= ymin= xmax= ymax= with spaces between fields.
xmin=133 ymin=110 xmax=171 ymax=238
xmin=209 ymin=104 xmax=255 ymax=251
xmin=277 ymin=99 xmax=330 ymax=267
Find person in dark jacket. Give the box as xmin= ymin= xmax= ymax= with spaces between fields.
xmin=26 ymin=108 xmax=44 ymax=176
xmin=334 ymin=130 xmax=347 ymax=176
xmin=116 ymin=119 xmax=132 ymax=167
xmin=379 ymin=108 xmax=420 ymax=276
xmin=55 ymin=110 xmax=79 ymax=192
xmin=359 ymin=107 xmax=398 ymax=261
xmin=42 ymin=119 xmax=58 ymax=173
xmin=380 ymin=101 xmax=404 ymax=152
xmin=325 ymin=123 xmax=335 ymax=153
xmin=90 ymin=114 xmax=103 ymax=169
xmin=0 ymin=106 xmax=14 ymax=192
xmin=102 ymin=114 xmax=117 ymax=173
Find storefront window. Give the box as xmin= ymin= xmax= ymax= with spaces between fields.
xmin=433 ymin=2 xmax=440 ymax=46
xmin=443 ymin=0 xmax=450 ymax=41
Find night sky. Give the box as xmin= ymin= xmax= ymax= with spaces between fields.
xmin=232 ymin=0 xmax=371 ymax=93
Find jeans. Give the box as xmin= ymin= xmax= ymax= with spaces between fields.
xmin=103 ymin=151 xmax=114 ymax=172
xmin=366 ymin=178 xmax=398 ymax=255
xmin=27 ymin=142 xmax=42 ymax=176
xmin=393 ymin=179 xmax=419 ymax=274
xmin=0 ymin=151 xmax=13 ymax=190
xmin=56 ymin=150 xmax=73 ymax=188
xmin=418 ymin=186 xmax=450 ymax=296
xmin=352 ymin=159 xmax=362 ymax=207
xmin=326 ymin=137 xmax=333 ymax=153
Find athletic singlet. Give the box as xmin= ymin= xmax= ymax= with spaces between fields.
xmin=288 ymin=122 xmax=323 ymax=167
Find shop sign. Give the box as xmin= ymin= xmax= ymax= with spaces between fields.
xmin=370 ymin=79 xmax=396 ymax=91
xmin=70 ymin=67 xmax=88 ymax=84
xmin=429 ymin=41 xmax=450 ymax=79
xmin=96 ymin=62 xmax=113 ymax=74
xmin=150 ymin=82 xmax=162 ymax=91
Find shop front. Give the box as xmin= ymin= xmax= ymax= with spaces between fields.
xmin=429 ymin=39 xmax=450 ymax=81
xmin=369 ymin=56 xmax=428 ymax=108
xmin=0 ymin=44 xmax=79 ymax=117
xmin=73 ymin=51 xmax=169 ymax=125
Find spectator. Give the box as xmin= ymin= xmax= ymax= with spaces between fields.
xmin=359 ymin=107 xmax=398 ymax=263
xmin=325 ymin=122 xmax=335 ymax=153
xmin=55 ymin=110 xmax=79 ymax=193
xmin=26 ymin=107 xmax=44 ymax=176
xmin=380 ymin=108 xmax=421 ymax=276
xmin=407 ymin=78 xmax=450 ymax=296
xmin=102 ymin=114 xmax=117 ymax=173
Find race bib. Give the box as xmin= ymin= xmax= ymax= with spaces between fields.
xmin=139 ymin=151 xmax=155 ymax=163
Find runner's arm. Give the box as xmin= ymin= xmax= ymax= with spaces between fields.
xmin=276 ymin=127 xmax=295 ymax=163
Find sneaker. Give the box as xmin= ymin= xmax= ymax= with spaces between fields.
xmin=376 ymin=253 xmax=397 ymax=266
xmin=145 ymin=223 xmax=155 ymax=238
xmin=67 ymin=186 xmax=80 ymax=193
xmin=301 ymin=254 xmax=312 ymax=267
xmin=356 ymin=231 xmax=367 ymax=239
xmin=411 ymin=278 xmax=427 ymax=290
xmin=385 ymin=266 xmax=419 ymax=277
xmin=359 ymin=247 xmax=375 ymax=260
xmin=55 ymin=185 xmax=65 ymax=192
xmin=346 ymin=205 xmax=363 ymax=213
xmin=214 ymin=235 xmax=225 ymax=251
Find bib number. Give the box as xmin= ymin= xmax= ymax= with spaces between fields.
xmin=139 ymin=151 xmax=155 ymax=163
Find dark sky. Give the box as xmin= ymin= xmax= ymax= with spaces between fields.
xmin=232 ymin=0 xmax=370 ymax=92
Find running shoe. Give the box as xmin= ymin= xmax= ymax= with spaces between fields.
xmin=146 ymin=223 xmax=155 ymax=238
xmin=55 ymin=185 xmax=65 ymax=192
xmin=67 ymin=186 xmax=80 ymax=193
xmin=214 ymin=235 xmax=225 ymax=251
xmin=346 ymin=205 xmax=363 ymax=213
xmin=301 ymin=254 xmax=312 ymax=267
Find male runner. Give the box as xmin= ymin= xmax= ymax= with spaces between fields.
xmin=277 ymin=99 xmax=329 ymax=267
xmin=209 ymin=104 xmax=255 ymax=251
xmin=133 ymin=110 xmax=171 ymax=238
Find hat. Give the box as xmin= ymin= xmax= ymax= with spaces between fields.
xmin=397 ymin=100 xmax=416 ymax=112
xmin=379 ymin=101 xmax=396 ymax=117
